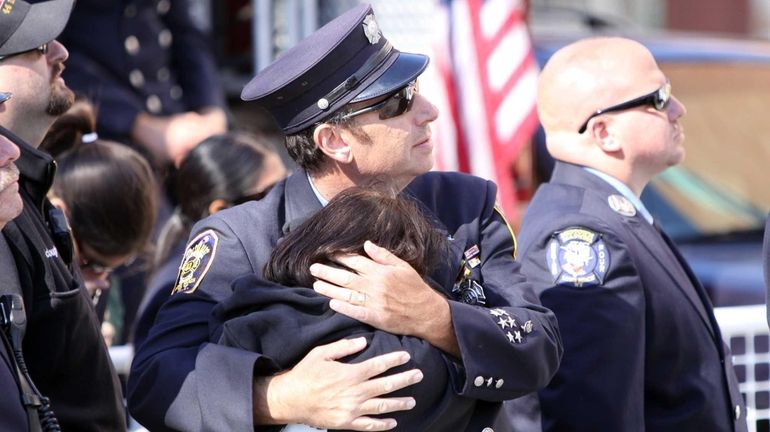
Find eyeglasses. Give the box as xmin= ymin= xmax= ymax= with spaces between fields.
xmin=578 ymin=80 xmax=672 ymax=134
xmin=340 ymin=81 xmax=418 ymax=121
xmin=79 ymin=258 xmax=116 ymax=277
xmin=0 ymin=43 xmax=49 ymax=62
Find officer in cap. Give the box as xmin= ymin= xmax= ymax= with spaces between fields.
xmin=129 ymin=4 xmax=562 ymax=431
xmin=0 ymin=1 xmax=126 ymax=431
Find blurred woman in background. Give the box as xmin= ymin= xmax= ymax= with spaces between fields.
xmin=41 ymin=100 xmax=158 ymax=344
xmin=132 ymin=132 xmax=287 ymax=348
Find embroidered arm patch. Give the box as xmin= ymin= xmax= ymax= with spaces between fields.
xmin=171 ymin=230 xmax=219 ymax=295
xmin=546 ymin=227 xmax=610 ymax=288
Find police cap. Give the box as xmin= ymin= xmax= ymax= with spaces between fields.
xmin=241 ymin=3 xmax=429 ymax=134
xmin=0 ymin=0 xmax=75 ymax=57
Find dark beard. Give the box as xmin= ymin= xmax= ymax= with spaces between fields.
xmin=46 ymin=81 xmax=75 ymax=116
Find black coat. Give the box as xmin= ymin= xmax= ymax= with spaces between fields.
xmin=0 ymin=128 xmax=126 ymax=431
xmin=517 ymin=161 xmax=746 ymax=431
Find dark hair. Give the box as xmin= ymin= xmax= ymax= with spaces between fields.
xmin=41 ymin=100 xmax=158 ymax=259
xmin=284 ymin=111 xmax=369 ymax=173
xmin=155 ymin=132 xmax=283 ymax=266
xmin=264 ymin=187 xmax=447 ymax=287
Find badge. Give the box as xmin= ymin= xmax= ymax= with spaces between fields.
xmin=452 ymin=279 xmax=487 ymax=305
xmin=489 ymin=308 xmax=532 ymax=344
xmin=362 ymin=14 xmax=381 ymax=44
xmin=547 ymin=227 xmax=610 ymax=288
xmin=608 ymin=194 xmax=636 ymax=217
xmin=171 ymin=230 xmax=219 ymax=295
xmin=463 ymin=244 xmax=480 ymax=260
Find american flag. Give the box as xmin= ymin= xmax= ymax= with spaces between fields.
xmin=428 ymin=0 xmax=539 ymax=222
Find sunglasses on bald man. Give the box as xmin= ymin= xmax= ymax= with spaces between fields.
xmin=578 ymin=80 xmax=671 ymax=134
xmin=341 ymin=81 xmax=418 ymax=121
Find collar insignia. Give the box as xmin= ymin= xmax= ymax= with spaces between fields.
xmin=608 ymin=194 xmax=637 ymax=217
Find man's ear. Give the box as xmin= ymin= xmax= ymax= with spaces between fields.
xmin=208 ymin=198 xmax=229 ymax=216
xmin=314 ymin=123 xmax=352 ymax=164
xmin=591 ymin=118 xmax=622 ymax=153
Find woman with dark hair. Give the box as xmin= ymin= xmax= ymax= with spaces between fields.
xmin=213 ymin=188 xmax=478 ymax=431
xmin=41 ymin=100 xmax=158 ymax=330
xmin=132 ymin=132 xmax=287 ymax=348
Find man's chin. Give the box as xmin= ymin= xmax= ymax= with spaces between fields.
xmin=46 ymin=85 xmax=75 ymax=117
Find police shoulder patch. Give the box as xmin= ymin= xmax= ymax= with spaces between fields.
xmin=546 ymin=227 xmax=610 ymax=288
xmin=171 ymin=230 xmax=219 ymax=295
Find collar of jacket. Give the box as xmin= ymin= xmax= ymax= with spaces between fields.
xmin=0 ymin=125 xmax=56 ymax=212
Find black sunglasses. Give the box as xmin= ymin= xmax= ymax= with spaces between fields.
xmin=578 ymin=80 xmax=672 ymax=133
xmin=0 ymin=43 xmax=49 ymax=62
xmin=341 ymin=81 xmax=417 ymax=121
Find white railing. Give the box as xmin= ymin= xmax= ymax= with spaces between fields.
xmin=715 ymin=305 xmax=770 ymax=432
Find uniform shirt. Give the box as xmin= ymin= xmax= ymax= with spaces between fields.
xmin=518 ymin=161 xmax=746 ymax=432
xmin=128 ymin=170 xmax=563 ymax=432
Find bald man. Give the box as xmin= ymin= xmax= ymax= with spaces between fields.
xmin=515 ymin=37 xmax=747 ymax=431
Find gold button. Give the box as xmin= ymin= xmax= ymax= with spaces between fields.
xmin=129 ymin=70 xmax=144 ymax=88
xmin=146 ymin=95 xmax=162 ymax=114
xmin=158 ymin=29 xmax=173 ymax=48
xmin=125 ymin=36 xmax=140 ymax=55
xmin=157 ymin=0 xmax=171 ymax=15
xmin=170 ymin=86 xmax=183 ymax=100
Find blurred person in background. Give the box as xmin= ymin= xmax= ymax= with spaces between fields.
xmin=515 ymin=36 xmax=746 ymax=431
xmin=40 ymin=99 xmax=158 ymax=345
xmin=59 ymin=0 xmax=227 ymax=167
xmin=764 ymin=214 xmax=769 ymax=326
xmin=0 ymin=0 xmax=126 ymax=429
xmin=133 ymin=131 xmax=286 ymax=349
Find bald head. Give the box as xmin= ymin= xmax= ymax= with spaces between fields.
xmin=538 ymin=37 xmax=662 ymax=134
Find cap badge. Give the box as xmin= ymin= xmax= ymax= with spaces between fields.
xmin=362 ymin=14 xmax=381 ymax=44
xmin=608 ymin=194 xmax=637 ymax=217
xmin=1 ymin=0 xmax=15 ymax=14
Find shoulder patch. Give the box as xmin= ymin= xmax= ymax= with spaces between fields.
xmin=546 ymin=227 xmax=609 ymax=288
xmin=171 ymin=230 xmax=219 ymax=295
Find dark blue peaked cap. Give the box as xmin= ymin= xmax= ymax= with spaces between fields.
xmin=0 ymin=0 xmax=75 ymax=56
xmin=241 ymin=3 xmax=429 ymax=134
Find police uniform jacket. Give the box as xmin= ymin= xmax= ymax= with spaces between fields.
xmin=0 ymin=129 xmax=126 ymax=431
xmin=518 ymin=161 xmax=746 ymax=431
xmin=59 ymin=0 xmax=224 ymax=141
xmin=128 ymin=170 xmax=562 ymax=432
xmin=764 ymin=213 xmax=770 ymax=326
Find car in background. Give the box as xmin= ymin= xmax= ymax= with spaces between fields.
xmin=529 ymin=6 xmax=769 ymax=307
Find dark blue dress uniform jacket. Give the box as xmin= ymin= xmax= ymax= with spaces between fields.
xmin=764 ymin=213 xmax=770 ymax=326
xmin=59 ymin=0 xmax=224 ymax=140
xmin=517 ymin=161 xmax=747 ymax=432
xmin=128 ymin=170 xmax=563 ymax=431
xmin=0 ymin=333 xmax=27 ymax=432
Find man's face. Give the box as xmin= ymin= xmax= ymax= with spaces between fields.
xmin=602 ymin=50 xmax=688 ymax=175
xmin=0 ymin=134 xmax=22 ymax=227
xmin=0 ymin=40 xmax=74 ymax=123
xmin=340 ymin=85 xmax=439 ymax=188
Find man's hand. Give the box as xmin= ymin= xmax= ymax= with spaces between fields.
xmin=311 ymin=241 xmax=459 ymax=356
xmin=254 ymin=337 xmax=423 ymax=430
xmin=131 ymin=107 xmax=227 ymax=166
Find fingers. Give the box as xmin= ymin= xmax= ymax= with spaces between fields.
xmin=363 ymin=241 xmax=400 ymax=265
xmin=359 ymin=397 xmax=416 ymax=416
xmin=359 ymin=368 xmax=424 ymax=398
xmin=310 ymin=262 xmax=358 ymax=287
xmin=348 ymin=417 xmax=398 ymax=431
xmin=310 ymin=337 xmax=368 ymax=361
xmin=328 ymin=298 xmax=370 ymax=322
xmin=355 ymin=351 xmax=413 ymax=381
xmin=313 ymin=280 xmax=365 ymax=303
